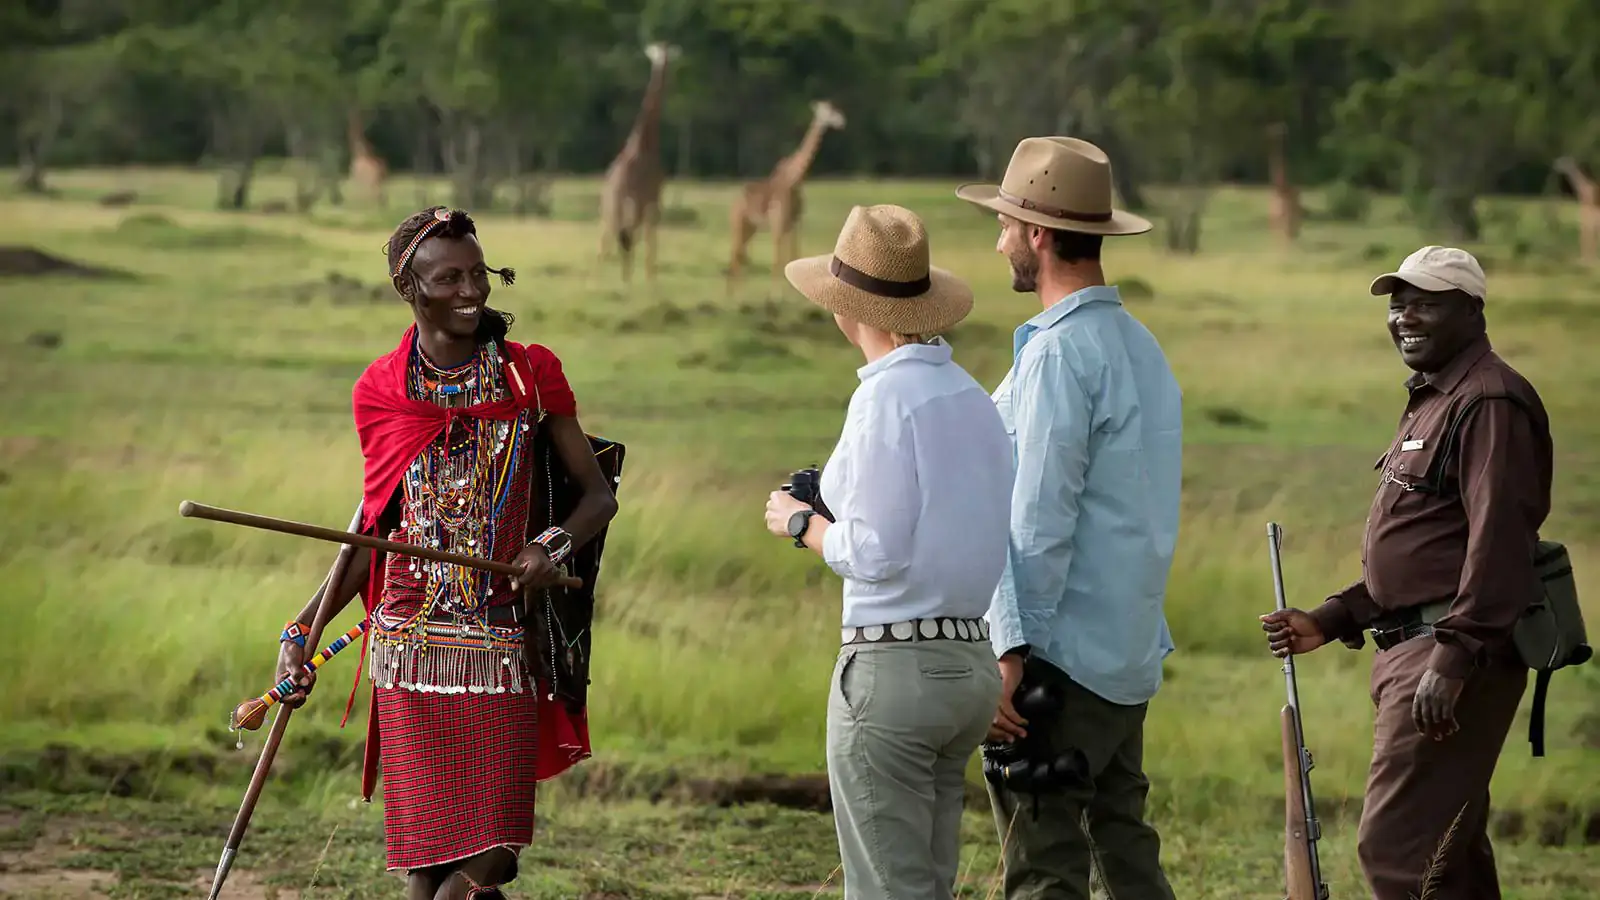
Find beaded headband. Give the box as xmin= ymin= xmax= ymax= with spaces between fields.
xmin=390 ymin=207 xmax=452 ymax=279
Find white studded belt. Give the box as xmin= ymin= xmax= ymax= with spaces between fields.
xmin=842 ymin=616 xmax=990 ymax=646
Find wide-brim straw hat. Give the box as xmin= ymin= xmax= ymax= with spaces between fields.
xmin=955 ymin=136 xmax=1151 ymax=236
xmin=784 ymin=204 xmax=973 ymax=336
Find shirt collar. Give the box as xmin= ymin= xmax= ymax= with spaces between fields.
xmin=1025 ymin=284 xmax=1123 ymax=332
xmin=1404 ymin=334 xmax=1492 ymax=395
xmin=857 ymin=338 xmax=953 ymax=381
xmin=1013 ymin=284 xmax=1123 ymax=359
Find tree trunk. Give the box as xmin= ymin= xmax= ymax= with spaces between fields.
xmin=285 ymin=124 xmax=321 ymax=213
xmin=210 ymin=104 xmax=260 ymax=211
xmin=1096 ymin=129 xmax=1148 ymax=212
xmin=14 ymin=90 xmax=64 ymax=195
xmin=15 ymin=151 xmax=46 ymax=193
xmin=442 ymin=116 xmax=493 ymax=211
xmin=1431 ymin=188 xmax=1481 ymax=242
xmin=218 ymin=158 xmax=256 ymax=210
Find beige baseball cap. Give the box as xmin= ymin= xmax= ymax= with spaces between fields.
xmin=1369 ymin=245 xmax=1486 ymax=300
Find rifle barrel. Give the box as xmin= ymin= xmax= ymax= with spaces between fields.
xmin=1266 ymin=522 xmax=1328 ymax=899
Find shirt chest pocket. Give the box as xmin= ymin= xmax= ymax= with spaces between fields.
xmin=1376 ymin=438 xmax=1447 ymax=515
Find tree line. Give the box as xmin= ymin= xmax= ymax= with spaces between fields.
xmin=6 ymin=0 xmax=1600 ymax=241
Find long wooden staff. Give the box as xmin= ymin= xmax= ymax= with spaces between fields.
xmin=177 ymin=500 xmax=582 ymax=589
xmin=205 ymin=503 xmax=363 ymax=900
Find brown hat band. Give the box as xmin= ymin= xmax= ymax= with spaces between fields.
xmin=998 ymin=189 xmax=1113 ymax=224
xmin=830 ymin=255 xmax=931 ymax=298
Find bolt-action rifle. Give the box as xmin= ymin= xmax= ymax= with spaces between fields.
xmin=1267 ymin=522 xmax=1329 ymax=900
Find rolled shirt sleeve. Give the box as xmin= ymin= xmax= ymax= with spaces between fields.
xmin=821 ymin=400 xmax=919 ymax=584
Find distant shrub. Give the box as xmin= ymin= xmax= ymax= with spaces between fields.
xmin=1119 ymin=276 xmax=1156 ymax=300
xmin=1321 ymin=181 xmax=1371 ymax=222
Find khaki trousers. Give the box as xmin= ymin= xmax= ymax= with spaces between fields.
xmin=826 ymin=639 xmax=1001 ymax=900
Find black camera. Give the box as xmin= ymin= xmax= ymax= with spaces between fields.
xmin=981 ymin=672 xmax=1091 ymax=812
xmin=782 ymin=466 xmax=834 ymax=520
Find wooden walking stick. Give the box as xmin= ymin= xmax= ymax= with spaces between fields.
xmin=177 ymin=500 xmax=582 ymax=589
xmin=204 ymin=503 xmax=363 ymax=900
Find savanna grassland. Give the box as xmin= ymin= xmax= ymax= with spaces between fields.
xmin=1 ymin=167 xmax=1597 ymax=899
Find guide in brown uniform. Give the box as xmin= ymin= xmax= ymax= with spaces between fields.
xmin=1259 ymin=246 xmax=1553 ymax=900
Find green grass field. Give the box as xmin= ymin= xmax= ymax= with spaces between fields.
xmin=1 ymin=166 xmax=1596 ymax=898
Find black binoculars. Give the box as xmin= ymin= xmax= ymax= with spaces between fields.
xmin=782 ymin=466 xmax=834 ymax=520
xmin=981 ymin=675 xmax=1091 ymax=798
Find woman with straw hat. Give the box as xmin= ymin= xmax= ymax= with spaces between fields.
xmin=762 ymin=204 xmax=1015 ymax=899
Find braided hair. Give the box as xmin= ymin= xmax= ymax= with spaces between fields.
xmin=385 ymin=206 xmax=517 ymax=343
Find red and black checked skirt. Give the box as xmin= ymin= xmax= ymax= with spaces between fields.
xmin=375 ymin=684 xmax=538 ymax=870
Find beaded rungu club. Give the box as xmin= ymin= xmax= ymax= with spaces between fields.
xmin=230 ymin=622 xmax=368 ymax=731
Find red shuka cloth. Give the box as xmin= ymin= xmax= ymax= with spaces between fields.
xmin=343 ymin=324 xmax=586 ymax=802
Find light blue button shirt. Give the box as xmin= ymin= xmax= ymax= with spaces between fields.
xmin=986 ymin=285 xmax=1182 ymax=706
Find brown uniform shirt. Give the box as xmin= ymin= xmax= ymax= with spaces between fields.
xmin=1310 ymin=335 xmax=1553 ymax=678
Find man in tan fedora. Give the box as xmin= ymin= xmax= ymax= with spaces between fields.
xmin=957 ymin=137 xmax=1182 ymax=900
xmin=761 ymin=204 xmax=1015 ymax=900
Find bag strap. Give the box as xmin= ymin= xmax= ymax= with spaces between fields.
xmin=1529 ymin=668 xmax=1552 ymax=757
xmin=1411 ymin=392 xmax=1534 ymax=497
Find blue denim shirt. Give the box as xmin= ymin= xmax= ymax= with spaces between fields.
xmin=986 ymin=285 xmax=1183 ymax=706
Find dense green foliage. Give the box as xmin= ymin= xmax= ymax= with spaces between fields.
xmin=7 ymin=0 xmax=1600 ymax=238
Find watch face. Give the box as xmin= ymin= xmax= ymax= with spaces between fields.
xmin=788 ymin=510 xmax=811 ymax=538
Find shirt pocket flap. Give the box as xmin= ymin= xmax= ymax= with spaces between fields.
xmin=1381 ymin=439 xmax=1446 ymax=514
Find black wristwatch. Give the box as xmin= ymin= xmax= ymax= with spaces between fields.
xmin=786 ymin=509 xmax=817 ymax=548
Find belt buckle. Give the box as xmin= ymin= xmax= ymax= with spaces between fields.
xmin=1369 ymin=623 xmax=1405 ymax=650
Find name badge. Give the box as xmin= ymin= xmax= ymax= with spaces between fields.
xmin=1401 ymin=439 xmax=1425 ymax=451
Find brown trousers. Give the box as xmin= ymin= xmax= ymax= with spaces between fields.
xmin=1358 ymin=635 xmax=1527 ymax=900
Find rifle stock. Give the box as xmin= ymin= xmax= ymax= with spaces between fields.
xmin=1267 ymin=522 xmax=1329 ymax=900
xmin=1282 ymin=706 xmax=1319 ymax=900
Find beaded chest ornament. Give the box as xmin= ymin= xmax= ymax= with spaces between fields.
xmin=370 ymin=336 xmax=546 ymax=695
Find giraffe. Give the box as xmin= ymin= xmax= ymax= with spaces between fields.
xmin=1265 ymin=122 xmax=1300 ymax=244
xmin=597 ymin=42 xmax=677 ymax=284
xmin=725 ymin=100 xmax=847 ymax=294
xmin=1553 ymin=156 xmax=1599 ymax=264
xmin=347 ymin=108 xmax=388 ymax=208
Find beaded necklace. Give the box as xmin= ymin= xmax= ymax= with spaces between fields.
xmin=391 ymin=336 xmax=526 ymax=632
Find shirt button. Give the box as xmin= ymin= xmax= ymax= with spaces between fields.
xmin=1408 ymin=412 xmax=1415 ymax=418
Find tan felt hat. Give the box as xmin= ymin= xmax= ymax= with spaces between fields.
xmin=1369 ymin=245 xmax=1487 ymax=301
xmin=955 ymin=136 xmax=1151 ymax=236
xmin=784 ymin=204 xmax=973 ymax=336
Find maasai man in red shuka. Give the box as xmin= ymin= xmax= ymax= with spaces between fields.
xmin=270 ymin=206 xmax=619 ymax=899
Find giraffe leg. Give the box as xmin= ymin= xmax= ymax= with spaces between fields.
xmin=727 ymin=209 xmax=754 ymax=297
xmin=643 ymin=203 xmax=661 ymax=284
xmin=769 ymin=203 xmax=790 ymax=284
